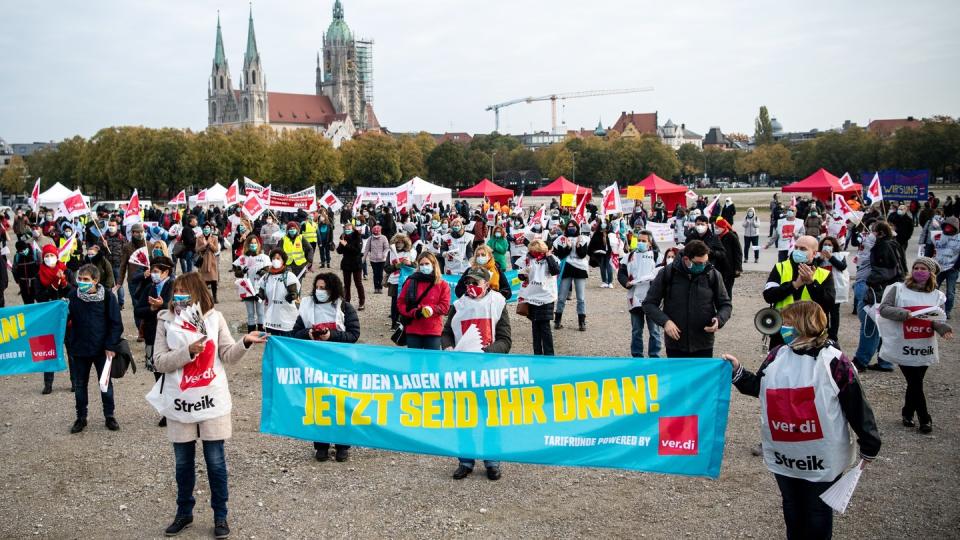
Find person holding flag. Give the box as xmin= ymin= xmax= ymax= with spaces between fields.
xmin=120 ymin=223 xmax=149 ymax=340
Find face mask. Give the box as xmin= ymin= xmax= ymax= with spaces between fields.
xmin=46 ymin=215 xmax=54 ymax=222
xmin=237 ymin=226 xmax=246 ymax=234
xmin=810 ymin=213 xmax=817 ymax=218
xmin=419 ymin=263 xmax=433 ymax=275
xmin=476 ymin=255 xmax=490 ymax=265
xmin=786 ymin=211 xmax=795 ymax=218
xmin=665 ymin=257 xmax=675 ymax=266
xmin=431 ymin=220 xmax=440 ymax=228
xmin=201 ymin=227 xmax=211 ymax=236
xmin=266 ymin=218 xmax=274 ymax=224
xmin=452 ymin=227 xmax=462 ymax=233
xmin=43 ymin=256 xmax=57 ymax=267
xmin=344 ymin=228 xmax=353 ymax=235
xmin=173 ymin=293 xmax=191 ymax=303
xmin=636 ymin=242 xmax=648 ymax=253
xmin=747 ymin=211 xmax=754 ymax=217
xmin=779 ymin=325 xmax=797 ymax=345
xmin=153 ymin=249 xmax=164 ymax=257
xmin=821 ymin=245 xmax=833 ymax=255
xmin=150 ymin=272 xmax=164 ymax=284
xmin=466 ymin=284 xmax=484 ymax=298
xmin=315 ymin=290 xmax=330 ymax=303
xmin=86 ymin=250 xmax=97 ymax=258
xmin=695 ymin=225 xmax=708 ymax=235
xmin=495 ymin=232 xmax=502 ymax=238
xmin=566 ymin=228 xmax=578 ymax=237
xmin=248 ymin=243 xmax=258 ymax=252
xmin=791 ymin=250 xmax=809 ymax=264
xmin=898 ymin=210 xmax=905 ymax=215
xmin=689 ymin=262 xmax=706 ymax=274
xmin=912 ymin=270 xmax=930 ymax=283
xmin=272 ymin=259 xmax=283 ymax=269
xmin=77 ymin=281 xmax=94 ymax=293
xmin=287 ymin=229 xmax=297 ymax=237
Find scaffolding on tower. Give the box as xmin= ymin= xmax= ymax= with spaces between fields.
xmin=356 ymin=38 xmax=374 ymax=125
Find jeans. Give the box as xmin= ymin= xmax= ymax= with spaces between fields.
xmin=406 ymin=334 xmax=442 ymax=350
xmin=458 ymin=458 xmax=499 ymax=469
xmin=371 ymin=261 xmax=386 ymax=291
xmin=180 ymin=251 xmax=195 ymax=273
xmin=531 ymin=319 xmax=554 ymax=356
xmin=599 ymin=256 xmax=613 ymax=285
xmin=665 ymin=348 xmax=713 ymax=358
xmin=71 ymin=355 xmax=115 ymax=419
xmin=937 ymin=268 xmax=957 ymax=316
xmin=244 ymin=299 xmax=265 ymax=326
xmin=319 ymin=243 xmax=332 ymax=265
xmin=743 ymin=236 xmax=759 ymax=262
xmin=630 ymin=310 xmax=663 ymax=357
xmin=112 ymin=264 xmax=124 ymax=306
xmin=173 ymin=440 xmax=228 ymax=521
xmin=853 ymin=280 xmax=890 ymax=369
xmin=342 ymin=269 xmax=365 ymax=307
xmin=774 ymin=473 xmax=838 ymax=540
xmin=555 ymin=277 xmax=586 ymax=315
xmin=900 ymin=365 xmax=930 ymax=424
xmin=827 ymin=302 xmax=841 ymax=342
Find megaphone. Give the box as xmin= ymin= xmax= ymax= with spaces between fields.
xmin=754 ymin=307 xmax=783 ymax=335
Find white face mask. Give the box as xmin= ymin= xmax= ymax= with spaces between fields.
xmin=476 ymin=255 xmax=490 ymax=265
xmin=315 ymin=290 xmax=330 ymax=303
xmin=695 ymin=225 xmax=708 ymax=235
xmin=43 ymin=256 xmax=57 ymax=267
xmin=271 ymin=259 xmax=283 ymax=269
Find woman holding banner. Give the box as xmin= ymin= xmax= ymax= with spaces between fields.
xmin=37 ymin=244 xmax=71 ymax=394
xmin=723 ymin=301 xmax=881 ymax=540
xmin=151 ymin=272 xmax=267 ymax=538
xmin=877 ymin=257 xmax=953 ymax=433
xmin=292 ymin=272 xmax=360 ymax=463
xmin=397 ymin=252 xmax=450 ymax=350
xmin=258 ymin=248 xmax=301 ymax=337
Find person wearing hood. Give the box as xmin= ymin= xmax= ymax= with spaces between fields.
xmin=720 ymin=197 xmax=736 ymax=223
xmin=742 ymin=207 xmax=760 ymax=263
xmin=713 ymin=218 xmax=742 ymax=296
xmin=641 ymin=240 xmax=732 ymax=358
xmin=385 ymin=234 xmax=416 ymax=328
xmin=258 ymin=248 xmax=302 ymax=336
xmin=932 ymin=216 xmax=960 ymax=318
xmin=552 ymin=218 xmax=591 ymax=331
xmin=37 ymin=243 xmax=71 ymax=394
xmin=363 ymin=225 xmax=390 ymax=295
xmin=196 ymin=223 xmax=222 ymax=303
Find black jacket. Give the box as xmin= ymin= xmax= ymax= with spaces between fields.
xmin=868 ymin=236 xmax=906 ymax=288
xmin=65 ymin=286 xmax=123 ymax=358
xmin=642 ymin=259 xmax=733 ymax=353
xmin=134 ymin=278 xmax=174 ymax=346
xmin=291 ymin=300 xmax=361 ymax=344
xmin=685 ymin=229 xmax=728 ymax=273
xmin=762 ymin=259 xmax=836 ymax=312
xmin=336 ymin=232 xmax=364 ymax=272
xmin=718 ymin=231 xmax=742 ymax=276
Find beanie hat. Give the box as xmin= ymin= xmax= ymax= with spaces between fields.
xmin=131 ymin=223 xmax=144 ymax=233
xmin=943 ymin=217 xmax=959 ymax=232
xmin=287 ymin=221 xmax=299 ymax=231
xmin=913 ymin=256 xmax=940 ymax=274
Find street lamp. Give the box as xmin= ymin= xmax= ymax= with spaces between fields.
xmin=571 ymin=152 xmax=577 ymax=183
xmin=490 ymin=151 xmax=496 ymax=180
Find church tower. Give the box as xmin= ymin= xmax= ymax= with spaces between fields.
xmin=208 ymin=13 xmax=240 ymax=126
xmin=320 ymin=0 xmax=369 ymax=128
xmin=240 ymin=6 xmax=269 ymax=124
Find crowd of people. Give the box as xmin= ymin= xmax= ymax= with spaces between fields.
xmin=2 ymin=187 xmax=958 ymax=538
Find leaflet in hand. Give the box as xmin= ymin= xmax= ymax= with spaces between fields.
xmin=819 ymin=460 xmax=864 ymax=514
xmin=173 ymin=303 xmax=207 ymax=337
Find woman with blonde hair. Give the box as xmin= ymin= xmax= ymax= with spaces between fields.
xmin=454 ymin=244 xmax=512 ymax=300
xmin=397 ymin=252 xmax=450 ymax=350
xmin=723 ymin=301 xmax=881 ymax=540
xmin=517 ymin=239 xmax=560 ymax=355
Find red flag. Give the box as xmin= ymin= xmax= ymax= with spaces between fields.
xmin=169 ymin=190 xmax=186 ymax=205
xmin=242 ymin=192 xmax=267 ymax=221
xmin=396 ymin=189 xmax=409 ymax=208
xmin=123 ymin=189 xmax=142 ymax=225
xmin=866 ymin=172 xmax=883 ymax=202
xmin=352 ymin=191 xmax=364 ymax=214
xmin=29 ymin=178 xmax=41 ymax=212
xmin=685 ymin=189 xmax=697 ymax=201
xmin=529 ymin=204 xmax=547 ymax=228
xmin=56 ymin=191 xmax=90 ymax=219
xmin=196 ymin=189 xmax=208 ymax=204
xmin=225 ymin=180 xmax=240 ymax=206
xmin=128 ymin=246 xmax=150 ymax=267
xmin=601 ymin=182 xmax=622 ymax=215
xmin=320 ymin=190 xmax=343 ymax=211
xmin=424 ymin=192 xmax=432 ymax=204
xmin=838 ymin=172 xmax=855 ymax=189
xmin=703 ymin=195 xmax=721 ymax=218
xmin=572 ymin=192 xmax=588 ymax=224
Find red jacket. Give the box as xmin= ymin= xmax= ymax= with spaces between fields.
xmin=397 ymin=278 xmax=451 ymax=336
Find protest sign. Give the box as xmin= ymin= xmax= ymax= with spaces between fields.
xmin=860 ymin=169 xmax=929 ymax=201
xmin=261 ymin=339 xmax=731 ymax=478
xmin=560 ymin=194 xmax=575 ymax=207
xmin=0 ymin=302 xmax=69 ymax=376
xmin=646 ymin=222 xmax=675 ymax=244
xmin=269 ymin=187 xmax=317 ymax=213
xmin=626 ymin=186 xmax=645 ymax=200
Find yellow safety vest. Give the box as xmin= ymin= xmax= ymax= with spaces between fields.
xmin=302 ymin=221 xmax=318 ymax=243
xmin=774 ymin=261 xmax=831 ymax=310
xmin=57 ymin=237 xmax=77 ymax=263
xmin=283 ymin=235 xmax=306 ymax=266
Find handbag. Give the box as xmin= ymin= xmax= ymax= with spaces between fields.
xmin=516 ymin=301 xmax=529 ymax=317
xmin=109 ymin=338 xmax=136 ymax=378
xmin=391 ymin=280 xmax=435 ymax=346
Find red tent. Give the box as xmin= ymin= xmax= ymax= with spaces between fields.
xmin=531 ymin=176 xmax=592 ymax=205
xmin=623 ymin=173 xmax=688 ymax=211
xmin=782 ymin=168 xmax=862 ymax=202
xmin=458 ymin=178 xmax=514 ymax=205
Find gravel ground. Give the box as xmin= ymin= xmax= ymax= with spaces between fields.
xmin=0 ymin=229 xmax=958 ymax=539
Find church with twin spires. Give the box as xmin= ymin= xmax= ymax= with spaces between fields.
xmin=206 ymin=1 xmax=379 ymax=147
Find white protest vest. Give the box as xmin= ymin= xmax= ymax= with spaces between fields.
xmin=820 ymin=253 xmax=850 ymax=304
xmin=298 ymin=297 xmax=345 ymax=332
xmin=760 ymin=345 xmax=854 ymax=482
xmin=519 ymin=256 xmax=558 ymax=306
xmin=442 ymin=232 xmax=474 ymax=275
xmin=553 ymin=234 xmax=589 ymax=271
xmin=625 ymin=250 xmax=657 ymax=309
xmin=877 ymin=283 xmax=946 ymax=367
xmin=776 ymin=219 xmax=805 ymax=251
xmin=262 ymin=271 xmax=300 ymax=332
xmin=424 ymin=230 xmax=443 ymax=255
xmin=451 ymin=293 xmax=506 ymax=349
xmin=509 ymin=229 xmax=529 ymax=258
xmin=146 ymin=311 xmax=232 ymax=423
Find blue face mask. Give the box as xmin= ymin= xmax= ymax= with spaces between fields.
xmin=791 ymin=250 xmax=809 ymax=264
xmin=77 ymin=281 xmax=94 ymax=293
xmin=636 ymin=242 xmax=648 ymax=253
xmin=173 ymin=294 xmax=191 ymax=303
xmin=779 ymin=325 xmax=797 ymax=345
xmin=689 ymin=262 xmax=707 ymax=274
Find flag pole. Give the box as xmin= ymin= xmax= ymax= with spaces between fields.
xmin=88 ymin=210 xmax=112 ymax=255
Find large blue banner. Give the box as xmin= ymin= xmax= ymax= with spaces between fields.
xmin=260 ymin=338 xmax=732 ymax=478
xmin=0 ymin=301 xmax=68 ymax=376
xmin=398 ymin=266 xmax=522 ymax=304
xmin=860 ymin=169 xmax=930 ymax=201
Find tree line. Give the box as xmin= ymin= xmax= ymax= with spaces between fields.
xmin=5 ymin=116 xmax=958 ymax=199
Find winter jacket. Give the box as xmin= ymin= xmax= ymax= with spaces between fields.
xmin=642 ymin=258 xmax=732 ymax=353
xmin=718 ymin=230 xmax=743 ymax=276
xmin=743 ymin=214 xmax=759 ymax=237
xmin=933 ymin=230 xmax=960 ymax=271
xmin=99 ymin=231 xmax=126 ymax=267
xmin=397 ymin=276 xmax=451 ymax=336
xmin=804 ymin=215 xmax=823 ymax=237
xmin=336 ymin=232 xmax=364 ymax=272
xmin=868 ymin=236 xmax=906 ymax=289
xmin=65 ymin=286 xmax=123 ymax=358
xmin=81 ymin=252 xmax=115 ymax=289
xmin=363 ymin=234 xmax=390 ymax=263
xmin=196 ymin=234 xmax=221 ymax=282
xmin=134 ymin=278 xmax=174 ymax=346
xmin=486 ymin=235 xmax=510 ymax=270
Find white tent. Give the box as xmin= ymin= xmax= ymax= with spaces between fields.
xmin=354 ymin=177 xmax=452 ymax=207
xmin=37 ymin=182 xmax=90 ymax=207
xmin=188 ymin=182 xmax=229 ymax=206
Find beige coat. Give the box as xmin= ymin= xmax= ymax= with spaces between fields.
xmin=153 ymin=309 xmax=250 ymax=443
xmin=195 ymin=234 xmax=221 ymax=282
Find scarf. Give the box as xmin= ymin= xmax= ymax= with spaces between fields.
xmin=78 ymin=283 xmax=106 ymax=303
xmin=405 ymin=271 xmax=435 ymax=304
xmin=481 ymin=259 xmax=500 ymax=290
xmin=38 ymin=247 xmax=67 ymax=288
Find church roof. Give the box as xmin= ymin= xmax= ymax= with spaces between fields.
xmin=214 ymin=14 xmax=227 ymax=68
xmin=269 ymin=92 xmax=337 ymax=125
xmin=245 ymin=6 xmax=259 ymax=61
xmin=364 ymin=103 xmax=381 ymax=131
xmin=326 ymin=0 xmax=353 ymax=42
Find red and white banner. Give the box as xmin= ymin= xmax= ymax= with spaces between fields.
xmin=319 ymin=190 xmax=343 ymax=212
xmin=195 ymin=189 xmax=208 ymax=204
xmin=703 ymin=195 xmax=721 ymax=219
xmin=123 ymin=189 xmax=142 ymax=226
xmin=866 ymin=172 xmax=883 ymax=202
xmin=838 ymin=172 xmax=855 ymax=190
xmin=169 ymin=190 xmax=186 ymax=206
xmin=225 ymin=180 xmax=240 ymax=206
xmin=29 ymin=178 xmax=41 ymax=213
xmin=514 ymin=193 xmax=523 ymax=212
xmin=56 ymin=190 xmax=90 ymax=220
xmin=685 ymin=189 xmax=697 ymax=201
xmin=396 ymin=189 xmax=409 ymax=209
xmin=235 ymin=278 xmax=257 ymax=300
xmin=601 ymin=182 xmax=622 ymax=215
xmin=268 ymin=186 xmax=316 ymax=213
xmin=242 ymin=191 xmax=268 ymax=221
xmin=352 ymin=192 xmax=364 ymax=214
xmin=572 ymin=193 xmax=588 ymax=224
xmin=128 ymin=246 xmax=150 ymax=267
xmin=834 ymin=195 xmax=861 ymax=224
xmin=57 ymin=232 xmax=77 ymax=260
xmin=423 ymin=192 xmax=432 ymax=205
xmin=243 ymin=177 xmax=264 ymax=195
xmin=529 ymin=204 xmax=548 ymax=228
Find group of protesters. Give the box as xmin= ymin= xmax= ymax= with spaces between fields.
xmin=2 ymin=184 xmax=958 ymax=539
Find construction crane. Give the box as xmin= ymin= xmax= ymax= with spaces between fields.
xmin=485 ymin=87 xmax=654 ymax=134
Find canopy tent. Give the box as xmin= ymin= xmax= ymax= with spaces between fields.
xmin=531 ymin=176 xmax=592 ymax=205
xmin=457 ymin=178 xmax=514 ymax=205
xmin=189 ymin=182 xmax=229 ymax=206
xmin=622 ymin=173 xmax=688 ymax=211
xmin=781 ymin=168 xmax=862 ymax=203
xmin=355 ymin=176 xmax=452 ymax=207
xmin=37 ymin=182 xmax=90 ymax=207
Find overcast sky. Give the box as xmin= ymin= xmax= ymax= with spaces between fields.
xmin=2 ymin=0 xmax=958 ymax=143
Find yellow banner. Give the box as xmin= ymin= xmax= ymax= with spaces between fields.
xmin=560 ymin=193 xmax=575 ymax=207
xmin=627 ymin=186 xmax=645 ymax=200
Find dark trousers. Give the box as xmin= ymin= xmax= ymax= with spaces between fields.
xmin=342 ymin=269 xmax=365 ymax=307
xmin=531 ymin=319 xmax=555 ymax=356
xmin=722 ymin=275 xmax=735 ymax=298
xmin=314 ymin=441 xmax=350 ymax=453
xmin=319 ymin=243 xmax=332 ymax=265
xmin=743 ymin=236 xmax=759 ymax=262
xmin=899 ymin=365 xmax=930 ymax=423
xmin=665 ymin=348 xmax=714 ymax=358
xmin=173 ymin=440 xmax=228 ymax=521
xmin=774 ymin=473 xmax=838 ymax=540
xmin=371 ymin=261 xmax=386 ymax=291
xmin=71 ymin=355 xmax=115 ymax=420
xmin=389 ymin=292 xmax=400 ymax=326
xmin=827 ymin=302 xmax=841 ymax=342
xmin=406 ymin=334 xmax=442 ymax=350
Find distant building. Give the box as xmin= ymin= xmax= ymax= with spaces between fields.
xmin=0 ymin=138 xmax=12 ymax=170
xmin=9 ymin=141 xmax=57 ymax=157
xmin=516 ymin=131 xmax=566 ymax=149
xmin=703 ymin=127 xmax=734 ymax=150
xmin=433 ymin=132 xmax=473 ymax=145
xmin=610 ymin=111 xmax=658 ymax=138
xmin=867 ymin=117 xmax=923 ymax=137
xmin=658 ymin=119 xmax=702 ymax=149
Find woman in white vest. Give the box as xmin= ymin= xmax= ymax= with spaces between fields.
xmin=508 ymin=215 xmax=530 ymax=269
xmin=257 ymin=248 xmax=301 ymax=337
xmin=386 ymin=233 xmax=416 ymax=329
xmin=292 ymin=272 xmax=362 ymax=462
xmin=440 ymin=218 xmax=475 ymax=276
xmin=517 ymin=239 xmax=560 ymax=355
xmin=150 ymin=272 xmax=267 ymax=538
xmin=553 ymin=219 xmax=591 ymax=331
xmin=233 ymin=236 xmax=271 ymax=333
xmin=723 ymin=301 xmax=881 ymax=540
xmin=815 ymin=236 xmax=849 ymax=342
xmin=877 ymin=257 xmax=953 ymax=433
xmin=440 ymin=266 xmax=511 ymax=481
xmin=618 ymin=230 xmax=663 ymax=358
xmin=765 ymin=208 xmax=806 ymax=262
